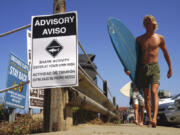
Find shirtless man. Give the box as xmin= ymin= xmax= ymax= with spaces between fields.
xmin=135 ymin=15 xmax=172 ymax=127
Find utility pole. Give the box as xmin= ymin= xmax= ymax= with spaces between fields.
xmin=54 ymin=0 xmax=66 ymax=13
xmin=43 ymin=0 xmax=70 ymax=132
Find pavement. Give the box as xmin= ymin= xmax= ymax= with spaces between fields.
xmin=32 ymin=123 xmax=180 ymax=135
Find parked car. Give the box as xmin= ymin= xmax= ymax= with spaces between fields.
xmin=157 ymin=93 xmax=180 ymax=125
xmin=171 ymin=98 xmax=180 ymax=123
xmin=159 ymin=97 xmax=173 ymax=105
xmin=174 ymin=98 xmax=180 ymax=111
xmin=158 ymin=90 xmax=172 ymax=105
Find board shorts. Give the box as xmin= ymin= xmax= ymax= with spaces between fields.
xmin=136 ymin=63 xmax=160 ymax=88
xmin=132 ymin=91 xmax=144 ymax=106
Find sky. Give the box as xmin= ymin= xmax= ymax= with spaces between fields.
xmin=0 ymin=0 xmax=180 ymax=110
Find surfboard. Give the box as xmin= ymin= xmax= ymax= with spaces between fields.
xmin=107 ymin=18 xmax=139 ymax=83
xmin=120 ymin=81 xmax=133 ymax=98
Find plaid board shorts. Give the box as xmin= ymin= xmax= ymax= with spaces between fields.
xmin=132 ymin=91 xmax=144 ymax=106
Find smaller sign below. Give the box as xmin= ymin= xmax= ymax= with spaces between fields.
xmin=29 ymin=89 xmax=44 ymax=109
xmin=30 ymin=98 xmax=43 ymax=108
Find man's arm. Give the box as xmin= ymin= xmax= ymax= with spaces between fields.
xmin=159 ymin=35 xmax=172 ymax=78
xmin=136 ymin=36 xmax=142 ymax=64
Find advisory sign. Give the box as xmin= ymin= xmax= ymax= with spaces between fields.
xmin=5 ymin=53 xmax=28 ymax=109
xmin=31 ymin=11 xmax=78 ymax=88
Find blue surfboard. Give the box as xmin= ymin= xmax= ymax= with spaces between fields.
xmin=107 ymin=18 xmax=139 ymax=83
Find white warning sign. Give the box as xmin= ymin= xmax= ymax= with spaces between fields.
xmin=31 ymin=11 xmax=78 ymax=89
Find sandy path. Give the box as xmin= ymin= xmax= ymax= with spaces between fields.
xmin=32 ymin=123 xmax=180 ymax=135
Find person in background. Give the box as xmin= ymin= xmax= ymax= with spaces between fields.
xmin=131 ymin=83 xmax=145 ymax=126
xmin=125 ymin=70 xmax=145 ymax=126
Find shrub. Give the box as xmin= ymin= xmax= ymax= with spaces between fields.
xmin=0 ymin=103 xmax=9 ymax=121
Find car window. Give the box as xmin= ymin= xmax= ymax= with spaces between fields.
xmin=172 ymin=93 xmax=180 ymax=100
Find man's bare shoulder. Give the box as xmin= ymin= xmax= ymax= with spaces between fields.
xmin=155 ymin=33 xmax=165 ymax=46
xmin=155 ymin=33 xmax=165 ymax=40
xmin=136 ymin=34 xmax=145 ymax=42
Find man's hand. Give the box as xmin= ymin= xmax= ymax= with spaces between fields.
xmin=167 ymin=68 xmax=172 ymax=78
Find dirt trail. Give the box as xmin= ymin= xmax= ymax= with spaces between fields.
xmin=33 ymin=123 xmax=180 ymax=135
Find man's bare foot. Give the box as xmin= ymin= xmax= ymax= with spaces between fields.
xmin=134 ymin=120 xmax=138 ymax=125
xmin=148 ymin=121 xmax=153 ymax=128
xmin=152 ymin=120 xmax=157 ymax=128
xmin=139 ymin=122 xmax=144 ymax=126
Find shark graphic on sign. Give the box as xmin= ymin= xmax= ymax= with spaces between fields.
xmin=46 ymin=40 xmax=63 ymax=57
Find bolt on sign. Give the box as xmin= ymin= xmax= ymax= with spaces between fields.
xmin=5 ymin=53 xmax=28 ymax=109
xmin=31 ymin=11 xmax=78 ymax=88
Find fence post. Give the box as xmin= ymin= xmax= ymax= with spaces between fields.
xmin=65 ymin=105 xmax=73 ymax=129
xmin=103 ymin=80 xmax=108 ymax=97
xmin=43 ymin=89 xmax=51 ymax=132
xmin=116 ymin=105 xmax=119 ymax=111
xmin=29 ymin=108 xmax=33 ymax=116
xmin=102 ymin=80 xmax=108 ymax=122
xmin=9 ymin=108 xmax=16 ymax=123
xmin=50 ymin=88 xmax=65 ymax=131
xmin=113 ymin=97 xmax=116 ymax=106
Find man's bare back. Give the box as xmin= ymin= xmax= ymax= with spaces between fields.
xmin=136 ymin=33 xmax=165 ymax=64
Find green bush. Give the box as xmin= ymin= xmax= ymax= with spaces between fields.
xmin=0 ymin=103 xmax=9 ymax=121
xmin=13 ymin=126 xmax=21 ymax=135
xmin=0 ymin=114 xmax=43 ymax=135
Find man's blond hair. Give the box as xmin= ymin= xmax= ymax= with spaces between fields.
xmin=143 ymin=15 xmax=158 ymax=30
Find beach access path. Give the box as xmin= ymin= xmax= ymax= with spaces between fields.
xmin=33 ymin=123 xmax=180 ymax=135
